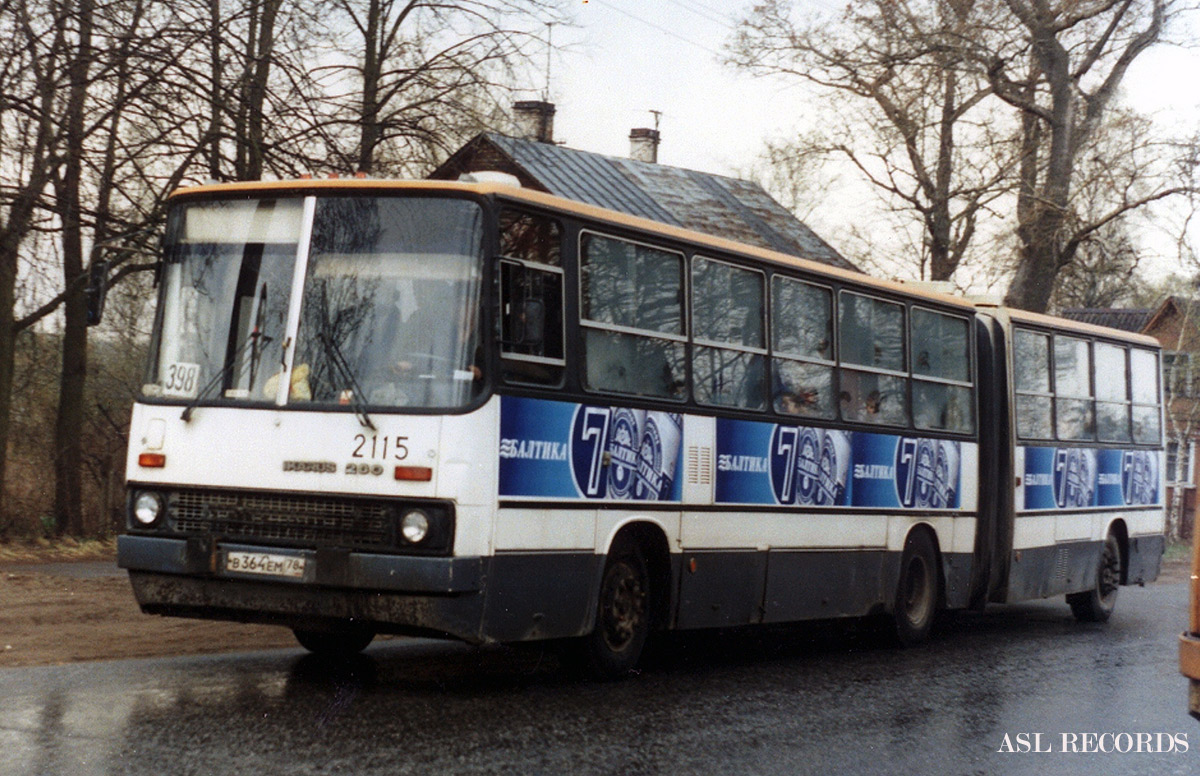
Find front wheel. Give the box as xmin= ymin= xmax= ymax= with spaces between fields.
xmin=1067 ymin=533 xmax=1121 ymax=623
xmin=573 ymin=539 xmax=651 ymax=679
xmin=892 ymin=531 xmax=940 ymax=646
xmin=293 ymin=624 xmax=375 ymax=658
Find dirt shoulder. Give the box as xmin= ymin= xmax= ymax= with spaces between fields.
xmin=0 ymin=559 xmax=294 ymax=668
xmin=0 ymin=549 xmax=1193 ymax=669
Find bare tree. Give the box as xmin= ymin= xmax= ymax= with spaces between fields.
xmin=1047 ymin=109 xmax=1170 ymax=310
xmin=0 ymin=0 xmax=68 ymax=514
xmin=729 ymin=0 xmax=1192 ymax=310
xmin=985 ymin=0 xmax=1185 ymax=312
xmin=312 ymin=0 xmax=564 ymax=176
xmin=728 ymin=0 xmax=1014 ymax=283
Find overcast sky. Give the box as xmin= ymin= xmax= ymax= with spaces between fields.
xmin=545 ymin=0 xmax=1200 ymax=174
xmin=531 ymin=0 xmax=1200 ymax=283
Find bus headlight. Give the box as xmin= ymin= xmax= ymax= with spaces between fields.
xmin=132 ymin=491 xmax=164 ymax=528
xmin=400 ymin=509 xmax=430 ymax=544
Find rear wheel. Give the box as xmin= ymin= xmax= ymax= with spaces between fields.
xmin=293 ymin=624 xmax=375 ymax=658
xmin=1067 ymin=533 xmax=1121 ymax=623
xmin=573 ymin=538 xmax=651 ymax=679
xmin=892 ymin=531 xmax=940 ymax=646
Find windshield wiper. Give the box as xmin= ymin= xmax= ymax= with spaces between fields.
xmin=319 ymin=330 xmax=376 ymax=431
xmin=181 ymin=283 xmax=270 ymax=422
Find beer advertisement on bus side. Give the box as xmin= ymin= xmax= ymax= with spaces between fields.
xmin=713 ymin=418 xmax=963 ymax=509
xmin=499 ymin=396 xmax=684 ymax=502
xmin=498 ymin=396 xmax=966 ymax=509
xmin=1020 ymin=446 xmax=1160 ymax=510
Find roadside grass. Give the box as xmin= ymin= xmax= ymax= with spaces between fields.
xmin=1165 ymin=540 xmax=1193 ymax=566
xmin=0 ymin=536 xmax=117 ymax=563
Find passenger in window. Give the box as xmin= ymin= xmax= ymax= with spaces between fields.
xmin=778 ymin=389 xmax=820 ymax=415
xmin=773 ymin=361 xmax=833 ymax=418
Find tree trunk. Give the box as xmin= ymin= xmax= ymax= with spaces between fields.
xmin=0 ymin=240 xmax=15 ymax=513
xmin=207 ymin=0 xmax=224 ymax=179
xmin=242 ymin=0 xmax=282 ymax=180
xmin=53 ymin=0 xmax=95 ymax=536
xmin=357 ymin=0 xmax=383 ymax=173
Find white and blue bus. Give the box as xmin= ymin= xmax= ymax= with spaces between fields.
xmin=113 ymin=179 xmax=1165 ymax=676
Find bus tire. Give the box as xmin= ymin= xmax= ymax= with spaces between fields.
xmin=293 ymin=624 xmax=375 ymax=657
xmin=1067 ymin=533 xmax=1121 ymax=623
xmin=576 ymin=537 xmax=651 ymax=679
xmin=892 ymin=530 xmax=939 ymax=646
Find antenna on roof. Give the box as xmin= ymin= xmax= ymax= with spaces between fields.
xmin=650 ymin=109 xmax=662 ymax=133
xmin=543 ymin=22 xmax=554 ymax=101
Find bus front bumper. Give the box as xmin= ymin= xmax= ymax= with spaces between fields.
xmin=1181 ymin=631 xmax=1200 ymax=720
xmin=117 ymin=535 xmax=487 ymax=642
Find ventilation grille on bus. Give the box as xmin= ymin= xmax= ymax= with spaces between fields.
xmin=686 ymin=446 xmax=713 ymax=486
xmin=168 ymin=490 xmax=394 ymax=550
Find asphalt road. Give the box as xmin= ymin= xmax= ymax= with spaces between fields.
xmin=1 ymin=582 xmax=1196 ymax=776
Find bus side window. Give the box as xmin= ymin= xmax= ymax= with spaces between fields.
xmin=1054 ymin=335 xmax=1094 ymax=441
xmin=499 ymin=210 xmax=564 ymax=386
xmin=911 ymin=308 xmax=974 ymax=433
xmin=1130 ymin=348 xmax=1161 ymax=444
xmin=579 ymin=233 xmax=686 ymax=400
xmin=1094 ymin=342 xmax=1131 ymax=442
xmin=692 ymin=256 xmax=766 ymax=410
xmin=1013 ymin=329 xmax=1053 ymax=439
xmin=838 ymin=292 xmax=908 ymax=426
xmin=771 ymin=276 xmax=835 ymax=419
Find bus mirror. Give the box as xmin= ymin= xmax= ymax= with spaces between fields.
xmin=520 ymin=300 xmax=545 ymax=346
xmin=85 ymin=260 xmax=109 ymax=326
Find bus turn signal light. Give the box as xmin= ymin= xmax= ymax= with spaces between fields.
xmin=394 ymin=466 xmax=433 ymax=482
xmin=138 ymin=453 xmax=166 ymax=468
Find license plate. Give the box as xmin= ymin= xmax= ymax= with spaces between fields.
xmin=224 ymin=550 xmax=306 ymax=579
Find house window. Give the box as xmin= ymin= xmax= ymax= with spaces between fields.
xmin=1164 ymin=352 xmax=1193 ymax=399
xmin=1167 ymin=440 xmax=1195 ymax=486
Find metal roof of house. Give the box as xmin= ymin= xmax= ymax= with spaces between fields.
xmin=1059 ymin=308 xmax=1154 ymax=333
xmin=431 ymin=133 xmax=857 ymax=272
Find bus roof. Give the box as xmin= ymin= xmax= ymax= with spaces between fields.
xmin=170 ymin=179 xmax=978 ymax=311
xmin=984 ymin=305 xmax=1161 ymax=348
xmin=169 ymin=176 xmax=1159 ymax=345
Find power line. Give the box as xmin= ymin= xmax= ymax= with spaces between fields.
xmin=660 ymin=0 xmax=734 ymax=30
xmin=585 ymin=0 xmax=715 ymax=56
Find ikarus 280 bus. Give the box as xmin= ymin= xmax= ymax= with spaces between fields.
xmin=112 ymin=179 xmax=1166 ymax=677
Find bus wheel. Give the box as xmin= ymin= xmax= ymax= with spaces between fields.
xmin=892 ymin=531 xmax=939 ymax=646
xmin=1067 ymin=533 xmax=1121 ymax=623
xmin=578 ymin=538 xmax=650 ymax=679
xmin=293 ymin=624 xmax=375 ymax=657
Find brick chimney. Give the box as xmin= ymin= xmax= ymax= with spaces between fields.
xmin=629 ymin=127 xmax=660 ymax=163
xmin=513 ymin=101 xmax=556 ymax=144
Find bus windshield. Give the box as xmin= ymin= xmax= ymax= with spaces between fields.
xmin=147 ymin=195 xmax=486 ymax=410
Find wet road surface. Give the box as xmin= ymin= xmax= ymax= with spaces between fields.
xmin=1 ymin=582 xmax=1196 ymax=775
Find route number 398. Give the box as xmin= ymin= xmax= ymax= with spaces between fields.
xmin=162 ymin=362 xmax=200 ymax=398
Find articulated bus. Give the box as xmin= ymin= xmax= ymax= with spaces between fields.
xmin=113 ymin=178 xmax=1165 ymax=677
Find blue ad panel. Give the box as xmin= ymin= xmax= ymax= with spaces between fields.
xmin=1021 ymin=446 xmax=1160 ymax=510
xmin=499 ymin=396 xmax=683 ymax=501
xmin=715 ymin=418 xmax=962 ymax=509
